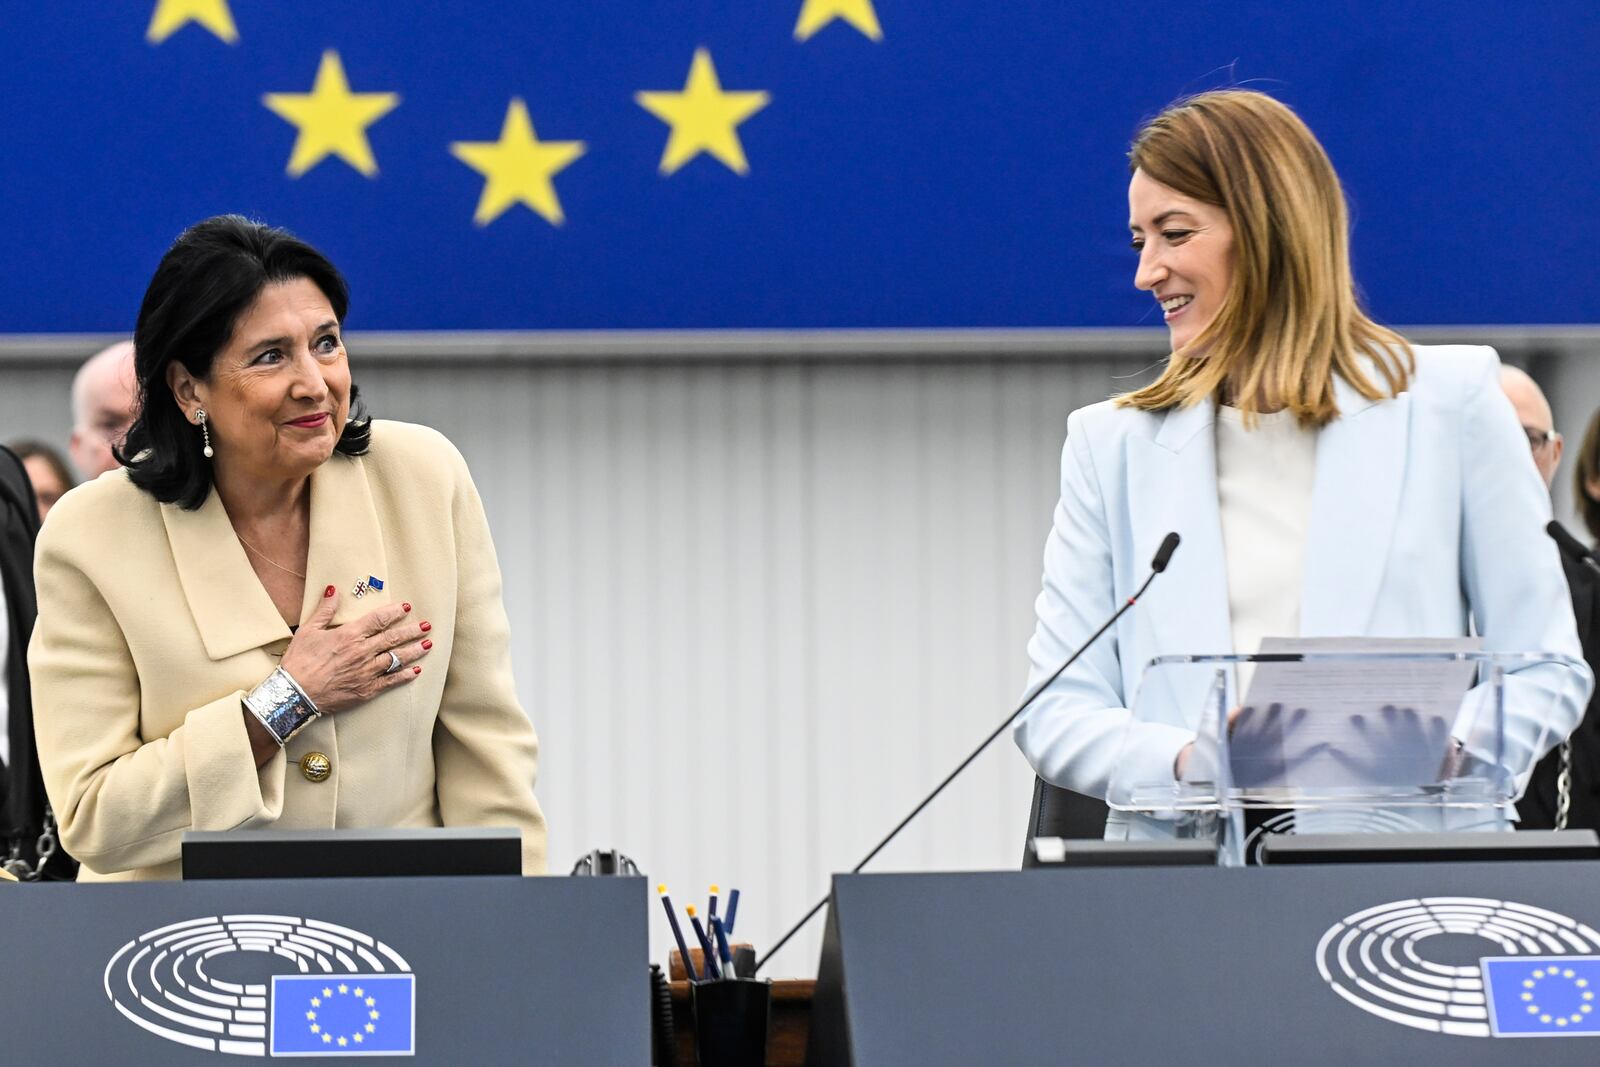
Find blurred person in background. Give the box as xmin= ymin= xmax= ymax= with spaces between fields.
xmin=8 ymin=439 xmax=77 ymax=522
xmin=68 ymin=340 xmax=138 ymax=479
xmin=0 ymin=443 xmax=75 ymax=879
xmin=1573 ymin=406 xmax=1600 ymax=545
xmin=29 ymin=216 xmax=546 ymax=880
xmin=1508 ymin=372 xmax=1600 ymax=831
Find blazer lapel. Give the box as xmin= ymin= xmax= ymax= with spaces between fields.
xmin=302 ymin=451 xmax=391 ymax=626
xmin=162 ymin=491 xmax=290 ymax=661
xmin=1128 ymin=399 xmax=1234 ymax=657
xmin=1300 ymin=375 xmax=1411 ymax=635
xmin=164 ymin=453 xmax=391 ymax=660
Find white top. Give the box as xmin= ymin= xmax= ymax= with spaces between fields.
xmin=1214 ymin=406 xmax=1319 ymax=664
xmin=0 ymin=572 xmax=9 ymax=767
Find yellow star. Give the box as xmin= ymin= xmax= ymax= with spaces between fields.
xmin=450 ymin=99 xmax=586 ymax=226
xmin=635 ymin=49 xmax=770 ymax=176
xmin=337 ymin=984 xmax=348 ymax=995
xmin=322 ymin=988 xmax=333 ymax=998
xmin=309 ymin=1024 xmax=320 ymax=1034
xmin=262 ymin=51 xmax=400 ymax=178
xmin=146 ymin=0 xmax=237 ymax=45
xmin=354 ymin=1034 xmax=364 ymax=1044
xmin=321 ymin=1033 xmax=332 ymax=1044
xmin=365 ymin=997 xmax=376 ymax=1007
xmin=337 ymin=1037 xmax=348 ymax=1047
xmin=353 ymin=987 xmax=363 ymax=998
xmin=365 ymin=1023 xmax=376 ymax=1033
xmin=794 ymin=0 xmax=882 ymax=42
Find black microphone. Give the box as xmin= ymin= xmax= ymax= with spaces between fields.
xmin=1548 ymin=520 xmax=1600 ymax=578
xmin=753 ymin=532 xmax=1182 ymax=974
xmin=1151 ymin=531 xmax=1180 ymax=573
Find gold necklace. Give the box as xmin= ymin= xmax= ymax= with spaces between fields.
xmin=235 ymin=532 xmax=307 ymax=579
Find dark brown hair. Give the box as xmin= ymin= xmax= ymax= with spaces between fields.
xmin=1573 ymin=406 xmax=1600 ymax=542
xmin=118 ymin=215 xmax=370 ymax=509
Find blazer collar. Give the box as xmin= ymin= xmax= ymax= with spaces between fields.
xmin=1300 ymin=376 xmax=1410 ymax=635
xmin=1127 ymin=370 xmax=1410 ymax=658
xmin=164 ymin=452 xmax=390 ymax=661
xmin=1129 ymin=398 xmax=1233 ymax=658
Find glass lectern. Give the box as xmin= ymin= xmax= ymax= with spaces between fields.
xmin=1105 ymin=650 xmax=1589 ymax=865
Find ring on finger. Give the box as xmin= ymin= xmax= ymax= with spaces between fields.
xmin=382 ymin=650 xmax=403 ymax=675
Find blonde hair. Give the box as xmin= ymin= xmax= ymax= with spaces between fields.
xmin=1116 ymin=90 xmax=1412 ymax=425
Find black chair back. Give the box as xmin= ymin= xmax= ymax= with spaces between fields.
xmin=1021 ymin=776 xmax=1108 ymax=867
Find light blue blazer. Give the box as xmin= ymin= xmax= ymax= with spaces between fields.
xmin=1013 ymin=345 xmax=1591 ymax=837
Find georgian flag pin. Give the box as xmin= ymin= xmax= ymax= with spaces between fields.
xmin=351 ymin=575 xmax=385 ymax=598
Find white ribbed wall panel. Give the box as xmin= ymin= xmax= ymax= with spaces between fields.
xmin=356 ymin=359 xmax=1120 ymax=977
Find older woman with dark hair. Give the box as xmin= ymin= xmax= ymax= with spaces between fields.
xmin=29 ymin=215 xmax=546 ymax=879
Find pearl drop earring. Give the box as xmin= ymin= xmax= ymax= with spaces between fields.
xmin=196 ymin=409 xmax=213 ymax=458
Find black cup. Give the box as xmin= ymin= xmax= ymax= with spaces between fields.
xmin=690 ymin=977 xmax=771 ymax=1067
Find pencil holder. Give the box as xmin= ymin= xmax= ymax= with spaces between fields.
xmin=690 ymin=977 xmax=771 ymax=1067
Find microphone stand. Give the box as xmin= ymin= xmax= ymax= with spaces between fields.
xmin=753 ymin=533 xmax=1180 ymax=974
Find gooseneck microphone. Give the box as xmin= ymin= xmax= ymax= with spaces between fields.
xmin=753 ymin=531 xmax=1181 ymax=974
xmin=1548 ymin=520 xmax=1600 ymax=578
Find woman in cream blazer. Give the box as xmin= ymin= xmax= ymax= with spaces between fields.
xmin=1014 ymin=91 xmax=1590 ymax=838
xmin=29 ymin=217 xmax=546 ymax=879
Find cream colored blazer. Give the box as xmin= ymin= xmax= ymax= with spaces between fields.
xmin=29 ymin=420 xmax=546 ymax=879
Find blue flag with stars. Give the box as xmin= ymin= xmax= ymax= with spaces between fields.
xmin=0 ymin=2 xmax=1596 ymax=331
xmin=1482 ymin=957 xmax=1600 ymax=1037
xmin=271 ymin=974 xmax=415 ymax=1055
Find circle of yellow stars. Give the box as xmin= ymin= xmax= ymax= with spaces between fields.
xmin=144 ymin=0 xmax=883 ymax=227
xmin=305 ymin=982 xmax=381 ymax=1048
xmin=1519 ymin=967 xmax=1596 ymax=1028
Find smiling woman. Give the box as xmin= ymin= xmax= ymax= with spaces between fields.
xmin=1012 ymin=91 xmax=1590 ymax=840
xmin=27 ymin=216 xmax=547 ymax=879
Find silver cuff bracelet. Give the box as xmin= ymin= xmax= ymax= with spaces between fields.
xmin=244 ymin=667 xmax=320 ymax=747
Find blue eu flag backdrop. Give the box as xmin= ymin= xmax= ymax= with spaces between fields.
xmin=0 ymin=2 xmax=1595 ymax=331
xmin=1482 ymin=957 xmax=1600 ymax=1037
xmin=271 ymin=974 xmax=415 ymax=1055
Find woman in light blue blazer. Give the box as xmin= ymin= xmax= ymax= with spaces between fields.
xmin=1013 ymin=90 xmax=1590 ymax=838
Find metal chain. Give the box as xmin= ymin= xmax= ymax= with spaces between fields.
xmin=1556 ymin=740 xmax=1573 ymax=832
xmin=1 ymin=806 xmax=61 ymax=882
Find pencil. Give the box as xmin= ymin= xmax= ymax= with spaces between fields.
xmin=657 ymin=885 xmax=700 ymax=982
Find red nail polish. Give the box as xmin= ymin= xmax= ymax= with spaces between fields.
xmin=412 ymin=666 xmax=422 ymax=675
xmin=402 ymin=602 xmax=412 ymax=612
xmin=421 ymin=639 xmax=433 ymax=651
xmin=324 ymin=585 xmax=335 ymax=598
xmin=419 ymin=621 xmax=432 ymax=633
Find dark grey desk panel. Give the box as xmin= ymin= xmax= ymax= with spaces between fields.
xmin=814 ymin=863 xmax=1600 ymax=1066
xmin=0 ymin=875 xmax=648 ymax=1064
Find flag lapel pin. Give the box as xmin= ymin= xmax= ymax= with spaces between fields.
xmin=351 ymin=575 xmax=385 ymax=598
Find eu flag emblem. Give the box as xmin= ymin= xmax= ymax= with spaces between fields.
xmin=270 ymin=974 xmax=415 ymax=1055
xmin=1482 ymin=956 xmax=1600 ymax=1036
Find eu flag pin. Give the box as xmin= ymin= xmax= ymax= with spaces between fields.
xmin=351 ymin=575 xmax=385 ymax=598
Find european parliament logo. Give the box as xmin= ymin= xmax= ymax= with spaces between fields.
xmin=1316 ymin=897 xmax=1600 ymax=1040
xmin=105 ymin=914 xmax=416 ymax=1057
